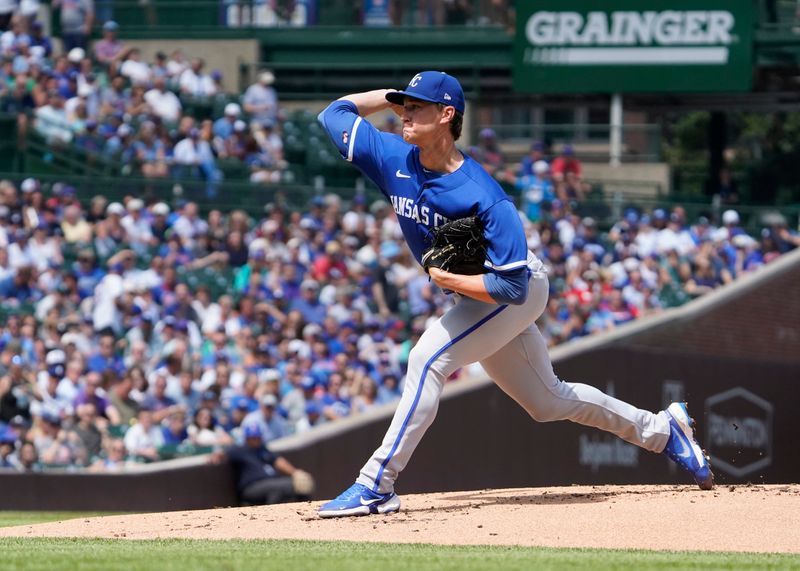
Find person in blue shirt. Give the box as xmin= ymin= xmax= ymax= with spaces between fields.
xmin=316 ymin=71 xmax=714 ymax=518
xmin=212 ymin=102 xmax=241 ymax=140
xmin=288 ymin=279 xmax=326 ymax=324
xmin=516 ymin=158 xmax=555 ymax=222
xmin=86 ymin=332 xmax=125 ymax=377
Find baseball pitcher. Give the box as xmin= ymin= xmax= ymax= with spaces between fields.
xmin=316 ymin=71 xmax=713 ymax=518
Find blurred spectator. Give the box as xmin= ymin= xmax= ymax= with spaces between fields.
xmin=187 ymin=406 xmax=232 ymax=447
xmin=144 ymin=76 xmax=182 ymax=122
xmin=517 ymin=159 xmax=554 ymax=222
xmin=16 ymin=440 xmax=40 ymax=472
xmin=468 ymin=128 xmax=513 ymax=183
xmin=69 ymin=402 xmax=103 ymax=461
xmin=34 ymin=91 xmax=72 ymax=145
xmin=92 ymin=20 xmax=125 ymax=71
xmin=722 ymin=209 xmax=745 ymax=238
xmin=173 ymin=128 xmax=221 ymax=196
xmin=108 ymin=372 xmax=138 ymax=426
xmin=705 ymin=166 xmax=739 ymax=205
xmin=210 ymin=423 xmax=313 ymax=506
xmin=89 ymin=438 xmax=128 ymax=472
xmin=86 ymin=331 xmax=125 ymax=376
xmin=518 ymin=141 xmax=547 ymax=177
xmin=213 ymin=102 xmax=242 ymax=140
xmin=28 ymin=21 xmax=52 ymax=58
xmin=242 ymin=393 xmax=287 ymax=443
xmin=379 ymin=115 xmax=401 ymax=135
xmin=53 ymin=0 xmax=94 ymax=52
xmin=132 ymin=121 xmax=169 ymax=178
xmin=161 ymin=409 xmax=188 ymax=447
xmin=120 ymin=48 xmax=151 ymax=86
xmin=243 ymin=70 xmax=278 ymax=128
xmin=179 ymin=58 xmax=216 ymax=98
xmin=35 ymin=413 xmax=85 ymax=467
xmin=140 ymin=374 xmax=174 ymax=416
xmin=551 ymin=144 xmax=582 ymax=182
xmin=290 ymin=279 xmax=326 ymax=324
xmin=123 ymin=407 xmax=163 ymax=461
xmin=74 ymin=371 xmax=116 ymax=421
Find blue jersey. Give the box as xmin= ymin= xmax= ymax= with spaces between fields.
xmin=319 ymin=101 xmax=529 ymax=275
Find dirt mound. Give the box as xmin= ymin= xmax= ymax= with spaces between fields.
xmin=2 ymin=484 xmax=798 ymax=553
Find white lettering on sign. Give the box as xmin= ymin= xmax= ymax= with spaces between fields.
xmin=526 ymin=10 xmax=735 ymax=47
xmin=525 ymin=10 xmax=736 ymax=66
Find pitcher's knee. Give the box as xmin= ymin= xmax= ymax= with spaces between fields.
xmin=408 ymin=347 xmax=450 ymax=380
xmin=527 ymin=406 xmax=567 ymax=423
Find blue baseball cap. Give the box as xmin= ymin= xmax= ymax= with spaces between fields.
xmin=385 ymin=71 xmax=465 ymax=114
xmin=243 ymin=424 xmax=263 ymax=439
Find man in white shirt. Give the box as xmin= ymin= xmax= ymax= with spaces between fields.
xmin=123 ymin=408 xmax=164 ymax=461
xmin=92 ymin=256 xmax=126 ymax=333
xmin=144 ymin=76 xmax=182 ymax=123
xmin=35 ymin=91 xmax=72 ymax=145
xmin=166 ymin=49 xmax=188 ymax=79
xmin=120 ymin=198 xmax=154 ymax=253
xmin=179 ymin=58 xmax=216 ymax=98
xmin=172 ymin=201 xmax=208 ymax=248
xmin=173 ymin=129 xmax=221 ymax=197
xmin=0 ymin=16 xmax=29 ymax=57
xmin=242 ymin=70 xmax=278 ymax=128
xmin=173 ymin=128 xmax=212 ymax=168
xmin=119 ymin=48 xmax=151 ymax=85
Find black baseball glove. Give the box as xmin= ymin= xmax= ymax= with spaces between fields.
xmin=421 ymin=216 xmax=487 ymax=275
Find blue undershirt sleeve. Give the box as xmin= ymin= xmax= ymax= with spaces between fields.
xmin=482 ymin=267 xmax=529 ymax=305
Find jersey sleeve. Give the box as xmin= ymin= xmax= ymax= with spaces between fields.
xmin=317 ymin=100 xmax=388 ymax=187
xmin=481 ymin=199 xmax=529 ymax=273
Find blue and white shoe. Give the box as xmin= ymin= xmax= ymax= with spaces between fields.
xmin=318 ymin=483 xmax=401 ymax=518
xmin=664 ymin=402 xmax=714 ymax=490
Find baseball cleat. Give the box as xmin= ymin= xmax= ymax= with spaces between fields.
xmin=663 ymin=402 xmax=715 ymax=490
xmin=318 ymin=483 xmax=401 ymax=518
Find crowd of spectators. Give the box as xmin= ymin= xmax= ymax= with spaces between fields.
xmin=0 ymin=0 xmax=514 ymax=35
xmin=0 ymin=0 xmax=795 ymax=476
xmin=222 ymin=0 xmax=513 ymax=28
xmin=0 ymin=16 xmax=287 ymax=191
xmin=0 ymin=171 xmax=797 ymax=473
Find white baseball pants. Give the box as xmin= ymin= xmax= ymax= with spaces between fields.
xmin=357 ymin=271 xmax=671 ymax=494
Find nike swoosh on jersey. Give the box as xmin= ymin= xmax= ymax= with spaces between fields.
xmin=360 ymin=496 xmax=382 ymax=506
xmin=395 ymin=170 xmax=411 ymax=179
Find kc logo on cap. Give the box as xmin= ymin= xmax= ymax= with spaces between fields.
xmin=386 ymin=71 xmax=466 ymax=115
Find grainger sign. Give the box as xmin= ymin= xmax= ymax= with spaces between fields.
xmin=513 ymin=0 xmax=753 ymax=93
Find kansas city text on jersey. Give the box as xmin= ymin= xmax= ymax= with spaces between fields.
xmin=389 ymin=194 xmax=450 ymax=228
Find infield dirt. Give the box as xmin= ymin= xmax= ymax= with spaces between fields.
xmin=2 ymin=484 xmax=798 ymax=553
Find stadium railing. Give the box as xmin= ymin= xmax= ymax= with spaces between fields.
xmin=481 ymin=123 xmax=663 ymax=164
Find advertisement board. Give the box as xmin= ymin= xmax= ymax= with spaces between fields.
xmin=513 ymin=0 xmax=754 ymax=93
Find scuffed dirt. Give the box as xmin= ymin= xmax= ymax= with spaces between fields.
xmin=2 ymin=485 xmax=799 ymax=553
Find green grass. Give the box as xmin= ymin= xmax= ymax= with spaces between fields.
xmin=0 ymin=538 xmax=797 ymax=571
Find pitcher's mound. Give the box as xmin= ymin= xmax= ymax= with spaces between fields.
xmin=2 ymin=484 xmax=799 ymax=553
